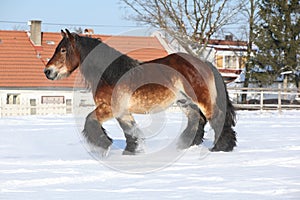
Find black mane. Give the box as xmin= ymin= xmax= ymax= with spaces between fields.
xmin=76 ymin=35 xmax=140 ymax=93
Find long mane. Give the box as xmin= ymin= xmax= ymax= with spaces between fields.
xmin=77 ymin=36 xmax=140 ymax=93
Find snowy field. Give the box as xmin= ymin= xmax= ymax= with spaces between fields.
xmin=0 ymin=110 xmax=300 ymax=200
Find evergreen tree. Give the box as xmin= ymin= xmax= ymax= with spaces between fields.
xmin=253 ymin=0 xmax=300 ymax=86
xmin=241 ymin=0 xmax=258 ymax=103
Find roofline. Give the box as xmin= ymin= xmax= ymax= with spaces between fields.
xmin=208 ymin=39 xmax=248 ymax=46
xmin=38 ymin=31 xmax=158 ymax=39
xmin=0 ymin=86 xmax=75 ymax=91
xmin=214 ymin=47 xmax=248 ymax=52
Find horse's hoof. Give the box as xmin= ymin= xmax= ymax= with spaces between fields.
xmin=122 ymin=150 xmax=136 ymax=155
xmin=209 ymin=147 xmax=218 ymax=152
xmin=89 ymin=145 xmax=111 ymax=158
xmin=100 ymin=146 xmax=111 ymax=157
xmin=122 ymin=148 xmax=145 ymax=155
xmin=176 ymin=141 xmax=190 ymax=150
xmin=210 ymin=146 xmax=234 ymax=152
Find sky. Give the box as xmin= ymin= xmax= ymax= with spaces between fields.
xmin=0 ymin=0 xmax=151 ymax=35
xmin=0 ymin=0 xmax=248 ymax=39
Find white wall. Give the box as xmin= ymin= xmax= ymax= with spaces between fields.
xmin=0 ymin=89 xmax=74 ymax=117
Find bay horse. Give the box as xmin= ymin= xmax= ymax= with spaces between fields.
xmin=44 ymin=29 xmax=236 ymax=155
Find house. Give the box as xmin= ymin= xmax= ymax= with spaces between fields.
xmin=0 ymin=20 xmax=168 ymax=116
xmin=206 ymin=37 xmax=252 ymax=83
xmin=154 ymin=32 xmax=255 ymax=83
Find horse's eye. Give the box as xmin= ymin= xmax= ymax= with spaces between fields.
xmin=61 ymin=48 xmax=66 ymax=53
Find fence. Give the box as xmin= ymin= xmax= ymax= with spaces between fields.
xmin=0 ymin=104 xmax=73 ymax=117
xmin=228 ymin=87 xmax=300 ymax=111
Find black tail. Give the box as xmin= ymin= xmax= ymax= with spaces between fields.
xmin=210 ymin=81 xmax=237 ymax=152
xmin=224 ymin=86 xmax=236 ymax=128
xmin=206 ymin=61 xmax=237 ymax=151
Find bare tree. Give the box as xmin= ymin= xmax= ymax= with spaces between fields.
xmin=121 ymin=0 xmax=246 ymax=57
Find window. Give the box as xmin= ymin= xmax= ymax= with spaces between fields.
xmin=30 ymin=108 xmax=37 ymax=115
xmin=66 ymin=99 xmax=72 ymax=106
xmin=30 ymin=99 xmax=37 ymax=106
xmin=41 ymin=96 xmax=64 ymax=104
xmin=240 ymin=56 xmax=247 ymax=69
xmin=224 ymin=56 xmax=238 ymax=69
xmin=216 ymin=55 xmax=223 ymax=68
xmin=6 ymin=94 xmax=20 ymax=105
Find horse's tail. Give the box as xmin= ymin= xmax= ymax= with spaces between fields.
xmin=224 ymin=83 xmax=236 ymax=128
xmin=206 ymin=61 xmax=237 ymax=151
xmin=218 ymin=85 xmax=237 ymax=151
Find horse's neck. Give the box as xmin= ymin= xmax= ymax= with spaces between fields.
xmin=78 ymin=38 xmax=124 ymax=92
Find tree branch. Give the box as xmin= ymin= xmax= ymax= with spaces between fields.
xmin=121 ymin=0 xmax=244 ymax=57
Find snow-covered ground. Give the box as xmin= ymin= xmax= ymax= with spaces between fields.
xmin=0 ymin=110 xmax=300 ymax=200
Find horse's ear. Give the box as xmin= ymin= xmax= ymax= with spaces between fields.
xmin=65 ymin=29 xmax=72 ymax=38
xmin=66 ymin=29 xmax=76 ymax=45
xmin=61 ymin=30 xmax=66 ymax=37
xmin=65 ymin=29 xmax=76 ymax=43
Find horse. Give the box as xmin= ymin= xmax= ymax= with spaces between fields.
xmin=44 ymin=29 xmax=237 ymax=155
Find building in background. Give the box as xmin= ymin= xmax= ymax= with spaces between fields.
xmin=154 ymin=32 xmax=256 ymax=83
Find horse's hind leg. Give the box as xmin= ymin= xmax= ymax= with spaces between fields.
xmin=82 ymin=110 xmax=113 ymax=156
xmin=209 ymin=105 xmax=236 ymax=152
xmin=117 ymin=114 xmax=144 ymax=155
xmin=176 ymin=93 xmax=207 ymax=149
xmin=192 ymin=110 xmax=207 ymax=146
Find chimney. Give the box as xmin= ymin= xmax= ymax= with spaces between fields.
xmin=28 ymin=20 xmax=42 ymax=46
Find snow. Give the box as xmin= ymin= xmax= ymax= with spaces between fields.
xmin=0 ymin=110 xmax=300 ymax=200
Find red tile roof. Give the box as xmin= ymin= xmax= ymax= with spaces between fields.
xmin=208 ymin=39 xmax=248 ymax=46
xmin=0 ymin=30 xmax=168 ymax=88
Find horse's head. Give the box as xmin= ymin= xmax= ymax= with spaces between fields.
xmin=44 ymin=29 xmax=80 ymax=80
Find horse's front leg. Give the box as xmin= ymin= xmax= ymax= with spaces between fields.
xmin=82 ymin=104 xmax=113 ymax=157
xmin=117 ymin=114 xmax=145 ymax=155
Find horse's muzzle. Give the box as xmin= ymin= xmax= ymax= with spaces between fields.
xmin=44 ymin=68 xmax=57 ymax=80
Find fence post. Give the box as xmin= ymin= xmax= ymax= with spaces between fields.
xmin=278 ymin=84 xmax=282 ymax=113
xmin=260 ymin=90 xmax=264 ymax=111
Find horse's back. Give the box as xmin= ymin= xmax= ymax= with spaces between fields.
xmin=142 ymin=53 xmax=218 ymax=119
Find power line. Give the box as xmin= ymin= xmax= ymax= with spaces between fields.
xmin=44 ymin=22 xmax=143 ymax=28
xmin=0 ymin=20 xmax=145 ymax=28
xmin=0 ymin=20 xmax=25 ymax=24
xmin=0 ymin=20 xmax=244 ymax=29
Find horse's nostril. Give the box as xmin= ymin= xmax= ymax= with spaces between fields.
xmin=44 ymin=68 xmax=51 ymax=76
